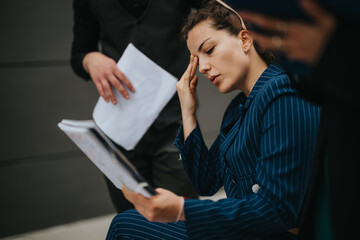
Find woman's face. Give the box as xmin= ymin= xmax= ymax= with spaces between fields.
xmin=187 ymin=19 xmax=249 ymax=94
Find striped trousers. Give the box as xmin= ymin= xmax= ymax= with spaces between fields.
xmin=106 ymin=209 xmax=188 ymax=240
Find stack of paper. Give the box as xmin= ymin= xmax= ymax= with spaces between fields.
xmin=92 ymin=43 xmax=178 ymax=150
xmin=58 ymin=119 xmax=156 ymax=198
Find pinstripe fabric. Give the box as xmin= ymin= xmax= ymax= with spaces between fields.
xmin=106 ymin=64 xmax=321 ymax=240
xmin=175 ymin=64 xmax=321 ymax=239
xmin=106 ymin=209 xmax=188 ymax=240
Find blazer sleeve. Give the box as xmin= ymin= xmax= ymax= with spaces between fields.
xmin=178 ymin=88 xmax=321 ymax=239
xmin=70 ymin=0 xmax=100 ymax=80
xmin=174 ymin=124 xmax=223 ymax=196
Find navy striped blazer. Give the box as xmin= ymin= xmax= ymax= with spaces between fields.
xmin=174 ymin=64 xmax=321 ymax=239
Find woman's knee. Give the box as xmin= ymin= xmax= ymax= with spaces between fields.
xmin=107 ymin=209 xmax=140 ymax=239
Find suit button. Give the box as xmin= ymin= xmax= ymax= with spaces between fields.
xmin=252 ymin=184 xmax=260 ymax=193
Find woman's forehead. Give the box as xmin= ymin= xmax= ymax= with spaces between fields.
xmin=187 ymin=21 xmax=215 ymax=47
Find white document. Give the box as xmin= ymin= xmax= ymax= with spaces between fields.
xmin=58 ymin=119 xmax=156 ymax=198
xmin=92 ymin=43 xmax=178 ymax=150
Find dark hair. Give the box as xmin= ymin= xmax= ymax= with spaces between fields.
xmin=181 ymin=0 xmax=275 ymax=65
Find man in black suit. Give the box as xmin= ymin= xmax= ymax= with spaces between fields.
xmin=70 ymin=0 xmax=203 ymax=213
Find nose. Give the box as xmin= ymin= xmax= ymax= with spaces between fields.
xmin=198 ymin=59 xmax=211 ymax=74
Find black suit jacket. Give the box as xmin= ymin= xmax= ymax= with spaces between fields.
xmin=70 ymin=0 xmax=203 ymax=152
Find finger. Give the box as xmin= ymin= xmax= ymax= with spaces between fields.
xmin=183 ymin=61 xmax=193 ymax=86
xmin=155 ymin=188 xmax=169 ymax=195
xmin=122 ymin=186 xmax=130 ymax=196
xmin=155 ymin=187 xmax=164 ymax=193
xmin=190 ymin=56 xmax=198 ymax=79
xmin=251 ymin=31 xmax=287 ymax=53
xmin=122 ymin=186 xmax=134 ymax=203
xmin=101 ymin=79 xmax=117 ymax=104
xmin=187 ymin=55 xmax=194 ymax=80
xmin=109 ymin=75 xmax=129 ymax=100
xmin=94 ymin=81 xmax=110 ymax=103
xmin=251 ymin=31 xmax=276 ymax=49
xmin=190 ymin=75 xmax=198 ymax=90
xmin=122 ymin=186 xmax=141 ymax=203
xmin=114 ymin=69 xmax=135 ymax=92
xmin=300 ymin=0 xmax=332 ymax=24
xmin=240 ymin=11 xmax=284 ymax=33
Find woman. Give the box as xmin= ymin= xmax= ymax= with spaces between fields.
xmin=106 ymin=1 xmax=320 ymax=239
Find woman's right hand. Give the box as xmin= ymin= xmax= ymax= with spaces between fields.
xmin=176 ymin=55 xmax=198 ymax=139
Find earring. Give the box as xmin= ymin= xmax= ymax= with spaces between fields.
xmin=243 ymin=48 xmax=248 ymax=54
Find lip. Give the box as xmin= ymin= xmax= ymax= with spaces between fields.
xmin=209 ymin=74 xmax=220 ymax=85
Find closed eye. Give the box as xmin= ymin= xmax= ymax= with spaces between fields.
xmin=205 ymin=46 xmax=215 ymax=55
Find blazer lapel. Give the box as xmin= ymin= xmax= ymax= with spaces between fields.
xmin=219 ymin=104 xmax=246 ymax=160
xmin=219 ymin=63 xmax=285 ymax=159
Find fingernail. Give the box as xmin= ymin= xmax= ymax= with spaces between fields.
xmin=125 ymin=95 xmax=129 ymax=99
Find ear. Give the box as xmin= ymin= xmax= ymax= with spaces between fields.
xmin=238 ymin=30 xmax=253 ymax=53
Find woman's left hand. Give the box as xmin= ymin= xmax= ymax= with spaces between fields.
xmin=122 ymin=187 xmax=185 ymax=222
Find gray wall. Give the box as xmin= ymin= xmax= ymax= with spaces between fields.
xmin=0 ymin=0 xmax=238 ymax=237
xmin=0 ymin=0 xmax=115 ymax=237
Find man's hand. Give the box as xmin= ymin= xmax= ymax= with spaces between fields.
xmin=83 ymin=52 xmax=135 ymax=104
xmin=239 ymin=0 xmax=336 ymax=66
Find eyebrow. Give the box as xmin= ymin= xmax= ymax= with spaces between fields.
xmin=198 ymin=38 xmax=211 ymax=52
